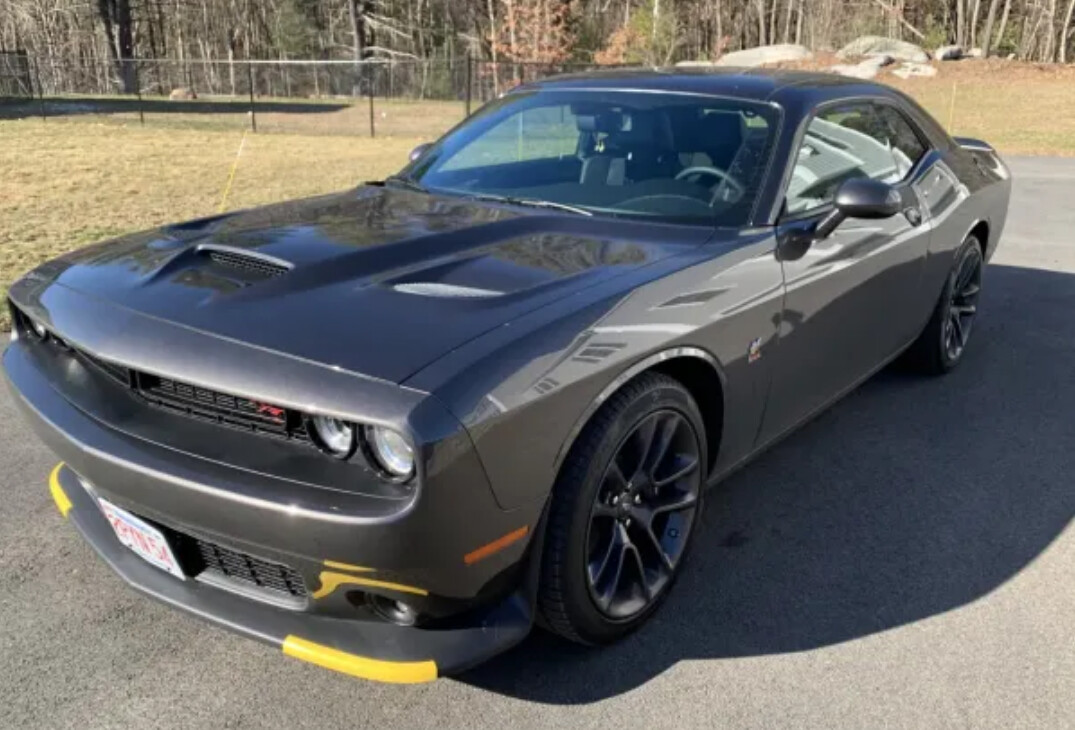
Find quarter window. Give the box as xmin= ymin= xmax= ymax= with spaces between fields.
xmin=785 ymin=102 xmax=925 ymax=215
xmin=874 ymin=105 xmax=927 ymax=177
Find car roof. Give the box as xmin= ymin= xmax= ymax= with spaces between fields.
xmin=516 ymin=66 xmax=895 ymax=106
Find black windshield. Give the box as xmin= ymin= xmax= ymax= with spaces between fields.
xmin=403 ymin=90 xmax=781 ymax=226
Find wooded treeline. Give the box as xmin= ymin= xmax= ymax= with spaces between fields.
xmin=2 ymin=0 xmax=1074 ymax=94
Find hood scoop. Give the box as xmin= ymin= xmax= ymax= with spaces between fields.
xmin=192 ymin=245 xmax=294 ymax=286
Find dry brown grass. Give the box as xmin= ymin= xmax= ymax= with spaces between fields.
xmin=0 ymin=119 xmax=423 ymax=329
xmin=1 ymin=66 xmax=1072 ymax=329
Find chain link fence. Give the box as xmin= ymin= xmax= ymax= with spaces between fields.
xmin=0 ymin=50 xmax=33 ymax=98
xmin=0 ymin=54 xmax=608 ymax=138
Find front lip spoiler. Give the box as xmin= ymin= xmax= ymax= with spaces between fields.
xmin=47 ymin=463 xmax=533 ymax=682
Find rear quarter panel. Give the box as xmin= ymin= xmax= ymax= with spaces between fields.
xmin=921 ymin=146 xmax=1011 ymax=304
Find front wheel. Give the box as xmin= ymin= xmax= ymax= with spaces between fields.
xmin=538 ymin=372 xmax=706 ymax=645
xmin=904 ymin=235 xmax=984 ymax=374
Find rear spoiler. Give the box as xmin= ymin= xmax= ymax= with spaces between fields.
xmin=953 ymin=136 xmax=995 ymax=152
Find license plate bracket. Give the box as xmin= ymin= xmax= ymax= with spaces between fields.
xmin=99 ymin=499 xmax=186 ymax=580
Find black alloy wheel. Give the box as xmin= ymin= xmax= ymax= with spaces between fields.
xmin=904 ymin=235 xmax=985 ymax=374
xmin=538 ymin=371 xmax=707 ymax=645
xmin=585 ymin=410 xmax=702 ymax=620
xmin=942 ymin=244 xmax=983 ymax=362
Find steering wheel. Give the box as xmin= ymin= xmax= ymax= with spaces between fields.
xmin=674 ymin=165 xmax=745 ymax=204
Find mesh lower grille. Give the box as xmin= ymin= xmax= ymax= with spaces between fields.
xmin=193 ymin=538 xmax=308 ymax=599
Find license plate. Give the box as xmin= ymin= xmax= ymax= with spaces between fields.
xmin=99 ymin=499 xmax=185 ymax=580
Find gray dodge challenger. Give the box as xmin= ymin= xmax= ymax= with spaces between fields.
xmin=3 ymin=68 xmax=1011 ymax=682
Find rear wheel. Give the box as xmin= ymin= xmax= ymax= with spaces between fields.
xmin=538 ymin=372 xmax=706 ymax=645
xmin=904 ymin=235 xmax=984 ymax=374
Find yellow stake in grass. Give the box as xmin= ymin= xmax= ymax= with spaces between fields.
xmin=947 ymin=81 xmax=958 ymax=131
xmin=218 ymin=131 xmax=248 ymax=213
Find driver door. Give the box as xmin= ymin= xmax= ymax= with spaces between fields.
xmin=757 ymin=101 xmax=934 ymax=444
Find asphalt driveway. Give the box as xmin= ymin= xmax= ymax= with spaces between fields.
xmin=0 ymin=157 xmax=1072 ymax=729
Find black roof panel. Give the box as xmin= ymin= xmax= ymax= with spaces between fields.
xmin=516 ymin=66 xmax=888 ymax=104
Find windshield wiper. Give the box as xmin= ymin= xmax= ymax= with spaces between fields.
xmin=466 ymin=193 xmax=593 ymax=217
xmin=383 ymin=175 xmax=429 ymax=193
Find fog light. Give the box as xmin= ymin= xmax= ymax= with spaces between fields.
xmin=366 ymin=593 xmax=419 ymax=626
xmin=309 ymin=416 xmax=356 ymax=458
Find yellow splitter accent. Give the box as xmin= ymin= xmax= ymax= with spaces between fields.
xmin=49 ymin=463 xmax=73 ymax=517
xmin=282 ymin=636 xmax=437 ymax=684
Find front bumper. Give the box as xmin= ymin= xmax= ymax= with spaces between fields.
xmin=4 ymin=337 xmax=544 ymax=680
xmin=46 ymin=463 xmax=531 ymax=682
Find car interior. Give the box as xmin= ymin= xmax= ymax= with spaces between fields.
xmin=415 ymin=97 xmax=778 ymax=224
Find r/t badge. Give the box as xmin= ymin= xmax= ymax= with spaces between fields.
xmin=748 ymin=337 xmax=762 ymax=363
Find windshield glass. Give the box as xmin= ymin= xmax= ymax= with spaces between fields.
xmin=404 ymin=90 xmax=780 ymax=226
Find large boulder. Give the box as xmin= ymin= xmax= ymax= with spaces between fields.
xmin=828 ymin=55 xmax=892 ymax=80
xmin=713 ymin=44 xmax=813 ymax=67
xmin=837 ymin=36 xmax=929 ymax=63
xmin=935 ymin=45 xmax=964 ymax=60
xmin=892 ymin=62 xmax=938 ymax=79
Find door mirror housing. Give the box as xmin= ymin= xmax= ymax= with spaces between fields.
xmin=815 ymin=177 xmax=902 ymax=239
xmin=408 ymin=142 xmax=432 ymax=163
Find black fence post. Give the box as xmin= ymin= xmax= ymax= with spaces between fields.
xmin=367 ymin=65 xmax=375 ymax=138
xmin=246 ymin=62 xmax=257 ymax=132
xmin=465 ymin=52 xmax=473 ymax=117
xmin=135 ymin=61 xmax=145 ymax=125
xmin=31 ymin=56 xmax=45 ymax=121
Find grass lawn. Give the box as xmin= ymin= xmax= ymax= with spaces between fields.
xmin=2 ymin=67 xmax=1074 ymax=330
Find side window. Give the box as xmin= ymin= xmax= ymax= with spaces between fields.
xmin=785 ymin=103 xmax=908 ymax=215
xmin=874 ymin=105 xmax=928 ymax=178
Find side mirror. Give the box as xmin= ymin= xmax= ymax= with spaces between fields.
xmin=815 ymin=177 xmax=902 ymax=239
xmin=409 ymin=143 xmax=432 ymax=163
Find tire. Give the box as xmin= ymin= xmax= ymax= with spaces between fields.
xmin=903 ymin=235 xmax=984 ymax=375
xmin=538 ymin=371 xmax=707 ymax=645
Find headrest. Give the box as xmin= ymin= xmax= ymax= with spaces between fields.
xmin=606 ymin=111 xmax=674 ymax=150
xmin=698 ymin=112 xmax=745 ymax=145
xmin=576 ymin=112 xmax=620 ymax=134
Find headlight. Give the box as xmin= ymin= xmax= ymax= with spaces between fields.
xmin=365 ymin=426 xmax=415 ymax=479
xmin=308 ymin=416 xmax=356 ymax=458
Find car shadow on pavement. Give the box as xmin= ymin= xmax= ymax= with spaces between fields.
xmin=459 ymin=262 xmax=1075 ymax=703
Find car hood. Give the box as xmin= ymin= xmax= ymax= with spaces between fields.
xmin=30 ymin=186 xmax=711 ymax=383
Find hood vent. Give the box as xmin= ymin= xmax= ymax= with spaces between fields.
xmin=392 ymin=282 xmax=502 ymax=298
xmin=196 ymin=245 xmax=293 ymax=280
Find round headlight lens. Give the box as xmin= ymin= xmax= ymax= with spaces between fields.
xmin=366 ymin=426 xmax=414 ymax=478
xmin=310 ymin=416 xmax=355 ymax=458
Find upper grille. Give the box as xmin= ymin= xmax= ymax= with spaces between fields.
xmin=77 ymin=348 xmax=131 ymax=387
xmin=57 ymin=338 xmax=311 ymax=444
xmin=17 ymin=310 xmax=312 ymax=447
xmin=202 ymin=249 xmax=290 ymax=279
xmin=135 ymin=372 xmax=309 ymax=443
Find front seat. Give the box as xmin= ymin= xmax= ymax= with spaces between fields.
xmin=679 ymin=111 xmax=745 ymax=172
xmin=577 ymin=112 xmax=627 ymax=186
xmin=579 ymin=111 xmax=677 ymax=186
